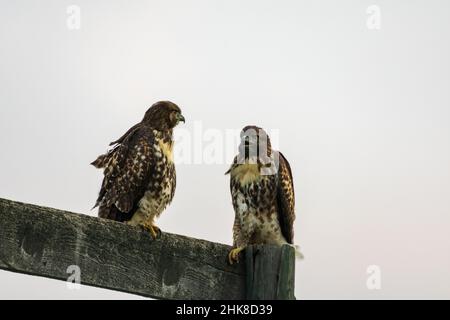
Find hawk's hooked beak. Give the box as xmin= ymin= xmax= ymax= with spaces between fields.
xmin=177 ymin=113 xmax=185 ymax=123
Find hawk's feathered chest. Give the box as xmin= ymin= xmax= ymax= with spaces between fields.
xmin=228 ymin=152 xmax=296 ymax=246
xmin=230 ymin=164 xmax=277 ymax=210
xmin=141 ymin=130 xmax=176 ymax=214
xmin=229 ymin=163 xmax=283 ymax=244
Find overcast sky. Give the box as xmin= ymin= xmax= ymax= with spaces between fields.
xmin=1 ymin=0 xmax=449 ymax=299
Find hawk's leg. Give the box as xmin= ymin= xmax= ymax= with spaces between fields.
xmin=228 ymin=246 xmax=246 ymax=265
xmin=125 ymin=209 xmax=162 ymax=240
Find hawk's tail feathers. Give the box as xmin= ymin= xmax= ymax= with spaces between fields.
xmin=290 ymin=244 xmax=304 ymax=260
xmin=98 ymin=204 xmax=133 ymax=222
xmin=91 ymin=200 xmax=100 ymax=210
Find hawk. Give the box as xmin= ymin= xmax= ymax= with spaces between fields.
xmin=91 ymin=101 xmax=185 ymax=239
xmin=226 ymin=125 xmax=299 ymax=264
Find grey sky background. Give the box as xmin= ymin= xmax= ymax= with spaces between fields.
xmin=1 ymin=0 xmax=450 ymax=299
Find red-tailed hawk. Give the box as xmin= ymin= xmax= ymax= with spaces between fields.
xmin=226 ymin=126 xmax=298 ymax=264
xmin=91 ymin=101 xmax=185 ymax=239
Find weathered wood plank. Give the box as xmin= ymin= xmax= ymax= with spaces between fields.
xmin=245 ymin=244 xmax=296 ymax=300
xmin=0 ymin=198 xmax=246 ymax=300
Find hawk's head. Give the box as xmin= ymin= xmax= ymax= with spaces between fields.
xmin=238 ymin=125 xmax=272 ymax=161
xmin=143 ymin=101 xmax=185 ymax=130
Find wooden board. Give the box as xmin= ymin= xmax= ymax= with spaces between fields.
xmin=0 ymin=198 xmax=246 ymax=300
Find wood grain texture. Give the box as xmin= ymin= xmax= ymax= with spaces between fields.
xmin=245 ymin=244 xmax=296 ymax=300
xmin=0 ymin=198 xmax=246 ymax=300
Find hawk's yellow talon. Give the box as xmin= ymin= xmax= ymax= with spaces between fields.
xmin=142 ymin=223 xmax=161 ymax=239
xmin=228 ymin=247 xmax=245 ymax=265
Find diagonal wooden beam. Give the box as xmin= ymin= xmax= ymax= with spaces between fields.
xmin=0 ymin=198 xmax=246 ymax=300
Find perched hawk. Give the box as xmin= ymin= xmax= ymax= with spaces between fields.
xmin=91 ymin=101 xmax=185 ymax=239
xmin=226 ymin=126 xmax=298 ymax=264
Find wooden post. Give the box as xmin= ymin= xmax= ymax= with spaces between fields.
xmin=245 ymin=244 xmax=296 ymax=300
xmin=0 ymin=198 xmax=296 ymax=300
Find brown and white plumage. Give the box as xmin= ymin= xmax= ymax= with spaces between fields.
xmin=91 ymin=101 xmax=185 ymax=238
xmin=226 ymin=126 xmax=298 ymax=264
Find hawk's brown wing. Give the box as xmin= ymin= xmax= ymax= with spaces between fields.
xmin=276 ymin=151 xmax=296 ymax=244
xmin=92 ymin=125 xmax=155 ymax=220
